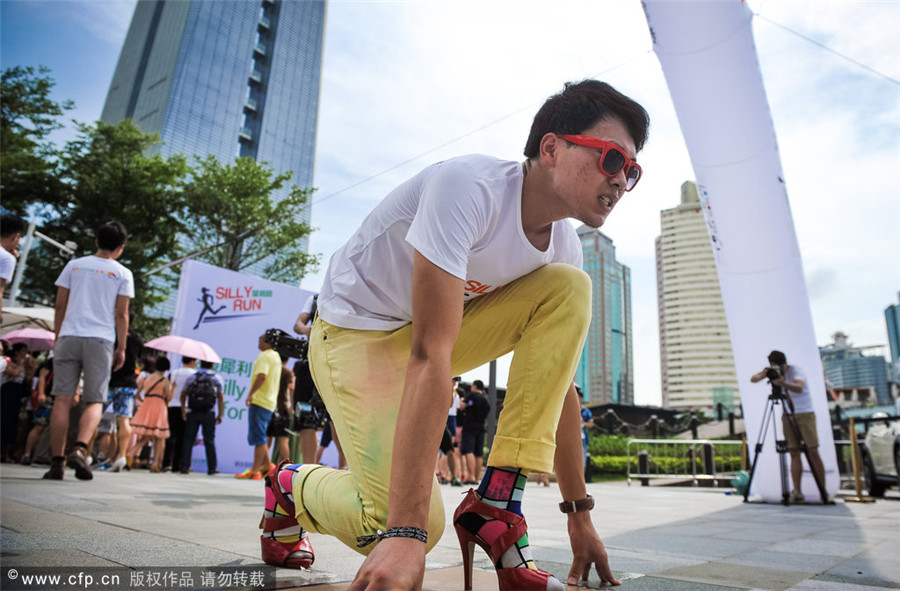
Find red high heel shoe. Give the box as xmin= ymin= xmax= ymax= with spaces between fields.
xmin=453 ymin=488 xmax=563 ymax=591
xmin=260 ymin=460 xmax=315 ymax=569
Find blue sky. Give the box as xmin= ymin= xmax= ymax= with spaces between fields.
xmin=2 ymin=0 xmax=898 ymax=405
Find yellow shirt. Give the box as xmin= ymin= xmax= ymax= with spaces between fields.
xmin=250 ymin=348 xmax=281 ymax=411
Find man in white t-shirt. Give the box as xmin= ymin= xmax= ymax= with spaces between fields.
xmin=0 ymin=214 xmax=26 ymax=319
xmin=259 ymin=80 xmax=648 ymax=588
xmin=751 ymin=350 xmax=826 ymax=503
xmin=44 ymin=221 xmax=134 ymax=481
xmin=165 ymin=356 xmax=197 ymax=472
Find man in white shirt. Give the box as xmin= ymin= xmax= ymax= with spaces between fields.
xmin=0 ymin=214 xmax=26 ymax=319
xmin=165 ymin=356 xmax=198 ymax=472
xmin=44 ymin=221 xmax=134 ymax=481
xmin=751 ymin=350 xmax=826 ymax=503
xmin=259 ymin=80 xmax=648 ymax=588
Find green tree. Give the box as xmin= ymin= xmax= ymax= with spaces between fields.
xmin=181 ymin=155 xmax=318 ymax=283
xmin=0 ymin=65 xmax=73 ymax=215
xmin=22 ymin=120 xmax=190 ymax=334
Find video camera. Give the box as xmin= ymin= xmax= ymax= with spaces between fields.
xmin=765 ymin=366 xmax=782 ymax=381
xmin=264 ymin=328 xmax=309 ymax=361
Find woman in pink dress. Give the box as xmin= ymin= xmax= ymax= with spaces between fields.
xmin=128 ymin=357 xmax=172 ymax=473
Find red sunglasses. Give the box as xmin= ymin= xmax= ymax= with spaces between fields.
xmin=558 ymin=134 xmax=642 ymax=191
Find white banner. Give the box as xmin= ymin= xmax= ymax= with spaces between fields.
xmin=643 ymin=0 xmax=838 ymax=502
xmin=171 ymin=260 xmax=314 ymax=474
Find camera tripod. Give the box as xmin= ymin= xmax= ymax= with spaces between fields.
xmin=743 ymin=384 xmax=828 ymax=504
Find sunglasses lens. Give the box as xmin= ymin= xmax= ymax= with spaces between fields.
xmin=600 ymin=149 xmax=626 ymax=176
xmin=625 ymin=166 xmax=640 ymax=190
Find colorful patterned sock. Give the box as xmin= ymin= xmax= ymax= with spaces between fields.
xmin=262 ymin=463 xmax=307 ymax=544
xmin=469 ymin=466 xmax=537 ymax=570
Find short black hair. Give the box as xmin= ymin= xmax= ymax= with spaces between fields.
xmin=524 ymin=80 xmax=650 ymax=158
xmin=181 ymin=356 xmax=196 ymax=365
xmin=768 ymin=350 xmax=787 ymax=366
xmin=199 ymin=360 xmax=215 ymax=370
xmin=96 ymin=221 xmax=128 ymax=251
xmin=1 ymin=214 xmax=26 ymax=239
xmin=153 ymin=356 xmax=171 ymax=372
xmin=472 ymin=380 xmax=485 ymax=391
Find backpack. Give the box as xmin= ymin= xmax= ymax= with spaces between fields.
xmin=186 ymin=372 xmax=218 ymax=412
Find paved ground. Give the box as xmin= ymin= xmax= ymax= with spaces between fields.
xmin=1 ymin=463 xmax=898 ymax=590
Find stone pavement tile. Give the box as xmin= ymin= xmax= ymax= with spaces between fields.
xmin=825 ymin=541 xmax=900 ymax=586
xmin=787 ymin=577 xmax=900 ymax=590
xmin=538 ymin=545 xmax=706 ymax=576
xmin=768 ymin=536 xmax=872 ymax=557
xmin=273 ymin=566 xmax=494 ymax=590
xmin=655 ymin=562 xmax=809 ymax=591
xmin=604 ymin=530 xmax=760 ymax=560
xmin=0 ymin=548 xmax=122 ymax=568
xmin=709 ymin=521 xmax=826 ymax=543
xmin=718 ymin=549 xmax=845 ymax=574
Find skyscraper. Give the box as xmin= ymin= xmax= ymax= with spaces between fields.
xmin=885 ymin=295 xmax=900 ymax=383
xmin=820 ymin=332 xmax=892 ymax=406
xmin=101 ymin=0 xmax=326 ymax=313
xmin=575 ymin=226 xmax=633 ymax=406
xmin=656 ymin=181 xmax=739 ymax=412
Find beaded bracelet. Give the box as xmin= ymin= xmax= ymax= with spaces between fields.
xmin=356 ymin=526 xmax=428 ymax=548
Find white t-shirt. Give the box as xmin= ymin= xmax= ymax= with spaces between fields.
xmin=169 ymin=366 xmax=197 ymax=408
xmin=318 ymin=155 xmax=583 ymax=331
xmin=785 ymin=364 xmax=813 ymax=414
xmin=297 ymin=293 xmax=317 ymax=342
xmin=55 ymin=255 xmax=135 ymax=342
xmin=448 ymin=391 xmax=460 ymax=418
xmin=0 ymin=247 xmax=16 ymax=283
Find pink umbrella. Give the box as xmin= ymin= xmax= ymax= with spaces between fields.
xmin=144 ymin=335 xmax=222 ymax=363
xmin=1 ymin=327 xmax=56 ymax=351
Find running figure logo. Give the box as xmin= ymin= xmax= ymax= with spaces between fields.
xmin=194 ymin=287 xmax=226 ymax=329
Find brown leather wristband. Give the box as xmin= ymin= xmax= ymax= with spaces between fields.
xmin=559 ymin=493 xmax=594 ymax=513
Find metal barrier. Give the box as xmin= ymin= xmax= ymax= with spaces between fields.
xmin=625 ymin=437 xmax=866 ymax=491
xmin=626 ymin=438 xmax=744 ymax=487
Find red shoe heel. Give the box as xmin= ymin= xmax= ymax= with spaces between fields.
xmin=260 ymin=460 xmax=315 ymax=569
xmin=452 ymin=489 xmax=563 ymax=591
xmin=457 ymin=529 xmax=476 ymax=591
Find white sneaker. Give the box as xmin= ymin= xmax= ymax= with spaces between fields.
xmin=110 ymin=457 xmax=127 ymax=473
xmin=789 ymin=490 xmax=805 ymax=503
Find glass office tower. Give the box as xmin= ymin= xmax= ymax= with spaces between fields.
xmin=102 ymin=0 xmax=326 ymax=315
xmin=575 ymin=226 xmax=633 ymax=406
xmin=886 ymin=296 xmax=900 ymax=383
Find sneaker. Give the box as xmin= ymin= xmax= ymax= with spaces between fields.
xmin=207 ymin=469 xmax=220 ymax=476
xmin=19 ymin=454 xmax=32 ymax=466
xmin=66 ymin=447 xmax=93 ymax=481
xmin=95 ymin=462 xmax=113 ymax=471
xmin=789 ymin=490 xmax=806 ymax=504
xmin=451 ymin=477 xmax=463 ymax=487
xmin=235 ymin=468 xmax=259 ymax=479
xmin=43 ymin=462 xmax=64 ymax=480
xmin=110 ymin=457 xmax=127 ymax=473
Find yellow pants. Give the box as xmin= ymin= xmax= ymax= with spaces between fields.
xmin=295 ymin=263 xmax=591 ymax=553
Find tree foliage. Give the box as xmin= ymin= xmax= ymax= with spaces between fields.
xmin=5 ymin=65 xmax=319 ymax=334
xmin=181 ymin=155 xmax=318 ymax=284
xmin=22 ymin=120 xmax=190 ymax=330
xmin=0 ymin=66 xmax=73 ymax=215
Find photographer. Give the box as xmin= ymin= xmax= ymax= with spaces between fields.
xmin=291 ymin=294 xmax=320 ymax=464
xmin=750 ymin=350 xmax=826 ymax=503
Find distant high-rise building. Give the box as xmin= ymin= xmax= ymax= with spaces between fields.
xmin=886 ymin=295 xmax=900 ymax=383
xmin=575 ymin=226 xmax=633 ymax=406
xmin=102 ymin=0 xmax=326 ymax=314
xmin=820 ymin=332 xmax=892 ymax=406
xmin=656 ymin=181 xmax=738 ymax=412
